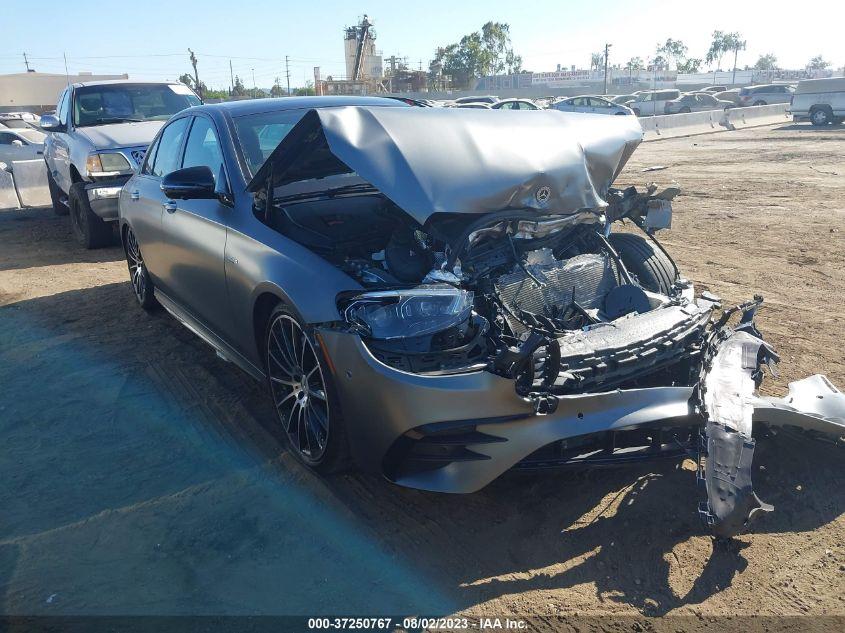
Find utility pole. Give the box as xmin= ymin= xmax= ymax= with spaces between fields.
xmin=603 ymin=43 xmax=612 ymax=95
xmin=251 ymin=68 xmax=256 ymax=98
xmin=23 ymin=52 xmax=32 ymax=72
xmin=229 ymin=59 xmax=234 ymax=96
xmin=63 ymin=52 xmax=70 ymax=85
xmin=188 ymin=49 xmax=202 ymax=100
xmin=285 ymin=55 xmax=291 ymax=96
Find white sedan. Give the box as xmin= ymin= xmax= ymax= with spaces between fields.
xmin=551 ymin=95 xmax=634 ymax=116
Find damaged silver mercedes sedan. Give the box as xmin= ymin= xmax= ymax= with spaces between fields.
xmin=118 ymin=97 xmax=844 ymax=538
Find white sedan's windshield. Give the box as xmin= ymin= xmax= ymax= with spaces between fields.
xmin=73 ymin=84 xmax=200 ymax=127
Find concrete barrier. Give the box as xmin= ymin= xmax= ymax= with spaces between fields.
xmin=640 ymin=104 xmax=791 ymax=141
xmin=10 ymin=159 xmax=51 ymax=208
xmin=724 ymin=103 xmax=790 ymax=130
xmin=639 ymin=109 xmax=727 ymax=141
xmin=0 ymin=167 xmax=21 ymax=210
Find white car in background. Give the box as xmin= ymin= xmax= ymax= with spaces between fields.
xmin=627 ymin=89 xmax=682 ymax=116
xmin=491 ymin=99 xmax=540 ymax=110
xmin=551 ymin=95 xmax=634 ymax=115
xmin=789 ymin=77 xmax=845 ymax=126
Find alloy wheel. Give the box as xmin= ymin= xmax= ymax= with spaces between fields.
xmin=125 ymin=229 xmax=147 ymax=303
xmin=812 ymin=109 xmax=829 ymax=126
xmin=267 ymin=313 xmax=330 ymax=462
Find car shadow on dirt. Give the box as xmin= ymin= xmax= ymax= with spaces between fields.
xmin=1 ymin=282 xmax=842 ymax=616
xmin=0 ymin=207 xmax=123 ymax=272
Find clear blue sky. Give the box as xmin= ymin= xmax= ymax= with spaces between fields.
xmin=3 ymin=0 xmax=842 ymax=87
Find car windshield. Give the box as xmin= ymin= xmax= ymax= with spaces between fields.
xmin=73 ymin=83 xmax=200 ymax=127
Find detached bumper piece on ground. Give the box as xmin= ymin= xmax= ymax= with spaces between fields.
xmin=696 ymin=298 xmax=845 ymax=537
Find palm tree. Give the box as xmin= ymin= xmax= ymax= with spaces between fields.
xmin=722 ymin=32 xmax=746 ymax=85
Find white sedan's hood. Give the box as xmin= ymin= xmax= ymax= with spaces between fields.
xmin=76 ymin=120 xmax=164 ymax=150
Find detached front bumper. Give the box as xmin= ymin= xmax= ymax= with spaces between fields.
xmin=85 ymin=177 xmax=129 ymax=221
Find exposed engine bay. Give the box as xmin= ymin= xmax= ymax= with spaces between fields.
xmin=263 ymin=180 xmax=704 ymax=403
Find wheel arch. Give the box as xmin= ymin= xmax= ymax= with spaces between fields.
xmin=69 ymin=164 xmax=83 ymax=183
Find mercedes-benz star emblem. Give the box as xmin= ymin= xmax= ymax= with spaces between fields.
xmin=535 ymin=186 xmax=551 ymax=203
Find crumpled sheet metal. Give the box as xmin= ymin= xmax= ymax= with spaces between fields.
xmin=700 ymin=311 xmax=845 ymax=538
xmin=255 ymin=106 xmax=644 ymax=226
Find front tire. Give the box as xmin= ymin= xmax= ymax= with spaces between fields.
xmin=609 ymin=233 xmax=678 ymax=295
xmin=123 ymin=226 xmax=158 ymax=311
xmin=753 ymin=100 xmax=767 ymax=106
xmin=265 ymin=307 xmax=350 ymax=473
xmin=46 ymin=168 xmax=68 ymax=216
xmin=69 ymin=182 xmax=112 ymax=249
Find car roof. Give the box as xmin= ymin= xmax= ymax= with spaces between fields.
xmin=72 ymin=79 xmax=183 ymax=88
xmin=197 ymin=96 xmax=406 ymax=117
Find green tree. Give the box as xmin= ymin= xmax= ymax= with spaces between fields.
xmin=722 ymin=32 xmax=746 ymax=77
xmin=806 ymin=55 xmax=830 ymax=70
xmin=294 ymin=81 xmax=316 ymax=96
xmin=232 ymin=75 xmax=246 ymax=97
xmin=677 ymin=58 xmax=702 ymax=73
xmin=657 ymin=38 xmax=688 ymax=69
xmin=270 ymin=77 xmax=284 ymax=97
xmin=754 ymin=54 xmax=778 ymax=70
xmin=650 ymin=55 xmax=668 ymax=71
xmin=706 ymin=31 xmax=726 ymax=70
xmin=429 ymin=22 xmax=522 ymax=89
xmin=625 ymin=57 xmax=644 ymax=70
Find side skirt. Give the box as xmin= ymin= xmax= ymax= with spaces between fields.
xmin=154 ymin=289 xmax=266 ymax=382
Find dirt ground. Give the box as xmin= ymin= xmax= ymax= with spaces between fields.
xmin=0 ymin=123 xmax=843 ymax=623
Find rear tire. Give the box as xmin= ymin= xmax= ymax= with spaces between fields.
xmin=680 ymin=106 xmax=691 ymax=114
xmin=265 ymin=305 xmax=351 ymax=474
xmin=123 ymin=226 xmax=159 ymax=311
xmin=810 ymin=107 xmax=832 ymax=126
xmin=69 ymin=182 xmax=112 ymax=249
xmin=609 ymin=232 xmax=678 ymax=295
xmin=753 ymin=100 xmax=767 ymax=106
xmin=46 ymin=168 xmax=68 ymax=216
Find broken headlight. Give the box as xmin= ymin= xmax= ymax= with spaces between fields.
xmin=342 ymin=286 xmax=474 ymax=340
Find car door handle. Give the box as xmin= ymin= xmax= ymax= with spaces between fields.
xmin=130 ymin=190 xmax=140 ymax=201
xmin=163 ymin=201 xmax=177 ymax=213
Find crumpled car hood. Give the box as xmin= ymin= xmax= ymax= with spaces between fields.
xmin=247 ymin=106 xmax=643 ymax=226
xmin=76 ymin=120 xmax=164 ymax=150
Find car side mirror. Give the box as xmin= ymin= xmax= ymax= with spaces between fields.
xmin=161 ymin=166 xmax=217 ymax=200
xmin=39 ymin=114 xmax=63 ymax=132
